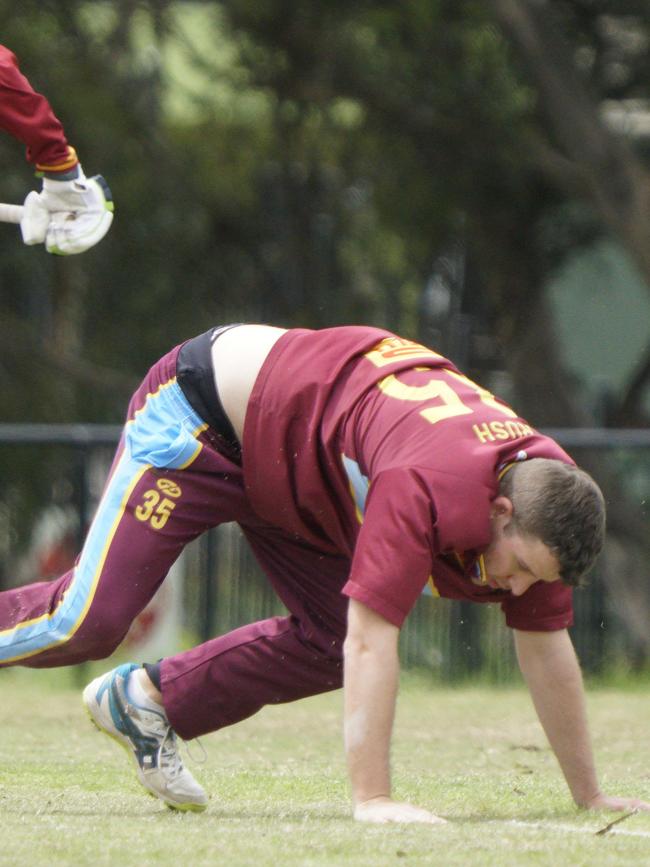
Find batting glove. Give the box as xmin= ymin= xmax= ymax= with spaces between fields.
xmin=20 ymin=166 xmax=114 ymax=255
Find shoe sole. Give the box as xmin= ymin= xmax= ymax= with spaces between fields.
xmin=82 ymin=676 xmax=207 ymax=813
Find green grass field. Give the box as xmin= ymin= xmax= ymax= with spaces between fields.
xmin=1 ymin=666 xmax=649 ymax=867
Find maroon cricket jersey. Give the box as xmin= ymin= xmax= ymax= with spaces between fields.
xmin=0 ymin=45 xmax=71 ymax=167
xmin=243 ymin=327 xmax=574 ymax=631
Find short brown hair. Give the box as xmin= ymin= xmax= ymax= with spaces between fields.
xmin=498 ymin=458 xmax=606 ymax=586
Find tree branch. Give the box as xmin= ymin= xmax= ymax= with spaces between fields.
xmin=609 ymin=343 xmax=650 ymax=426
xmin=0 ymin=316 xmax=138 ymax=398
xmin=489 ymin=0 xmax=650 ymax=290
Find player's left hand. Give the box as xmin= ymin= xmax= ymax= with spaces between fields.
xmin=20 ymin=166 xmax=114 ymax=255
xmin=584 ymin=793 xmax=650 ymax=812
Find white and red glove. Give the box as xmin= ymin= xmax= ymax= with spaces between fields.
xmin=20 ymin=165 xmax=114 ymax=255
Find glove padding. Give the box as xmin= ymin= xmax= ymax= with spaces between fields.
xmin=20 ymin=191 xmax=50 ymax=246
xmin=20 ymin=167 xmax=114 ymax=255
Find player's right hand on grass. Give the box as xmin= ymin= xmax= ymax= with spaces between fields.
xmin=584 ymin=792 xmax=650 ymax=812
xmin=354 ymin=796 xmax=447 ymax=824
xmin=20 ymin=165 xmax=114 ymax=255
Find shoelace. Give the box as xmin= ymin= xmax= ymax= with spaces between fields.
xmin=158 ymin=727 xmax=184 ymax=780
xmin=185 ymin=736 xmax=207 ymax=766
xmin=124 ymin=692 xmax=206 ymax=782
xmin=157 ymin=727 xmax=207 ymax=780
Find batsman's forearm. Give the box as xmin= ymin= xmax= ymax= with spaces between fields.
xmin=514 ymin=629 xmax=601 ymax=806
xmin=0 ymin=46 xmax=71 ymax=166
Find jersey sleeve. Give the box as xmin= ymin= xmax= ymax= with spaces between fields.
xmin=0 ymin=45 xmax=73 ymax=168
xmin=342 ymin=468 xmax=436 ymax=627
xmin=341 ymin=465 xmax=574 ymax=632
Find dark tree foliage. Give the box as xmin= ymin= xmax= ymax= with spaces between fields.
xmin=0 ymin=0 xmax=648 ymax=660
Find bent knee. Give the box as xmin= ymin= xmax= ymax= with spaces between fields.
xmin=68 ymin=614 xmax=131 ymax=659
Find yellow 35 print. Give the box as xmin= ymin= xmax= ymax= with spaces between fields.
xmin=134 ymin=477 xmax=182 ymax=530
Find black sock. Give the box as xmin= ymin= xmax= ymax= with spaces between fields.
xmin=143 ymin=661 xmax=162 ymax=691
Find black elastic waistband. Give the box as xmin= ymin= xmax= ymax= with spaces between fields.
xmin=176 ymin=326 xmax=241 ymax=452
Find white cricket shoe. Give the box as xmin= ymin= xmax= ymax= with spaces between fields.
xmin=82 ymin=663 xmax=208 ymax=812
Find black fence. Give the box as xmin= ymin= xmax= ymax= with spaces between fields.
xmin=1 ymin=424 xmax=649 ymax=680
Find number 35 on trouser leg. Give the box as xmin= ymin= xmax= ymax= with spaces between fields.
xmin=0 ymin=351 xmax=251 ymax=669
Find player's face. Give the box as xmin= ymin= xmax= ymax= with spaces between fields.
xmin=483 ymin=497 xmax=561 ymax=596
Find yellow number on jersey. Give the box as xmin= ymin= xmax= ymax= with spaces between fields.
xmin=444 ymin=369 xmax=517 ymax=418
xmin=378 ymin=371 xmax=473 ymax=425
xmin=377 ymin=366 xmax=517 ymax=426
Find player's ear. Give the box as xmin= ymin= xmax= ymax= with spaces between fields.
xmin=490 ymin=496 xmax=514 ymax=520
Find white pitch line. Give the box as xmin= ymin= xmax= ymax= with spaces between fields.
xmin=492 ymin=818 xmax=650 ymax=840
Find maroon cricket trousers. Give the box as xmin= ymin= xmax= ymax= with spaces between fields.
xmin=0 ymin=343 xmax=347 ymax=738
